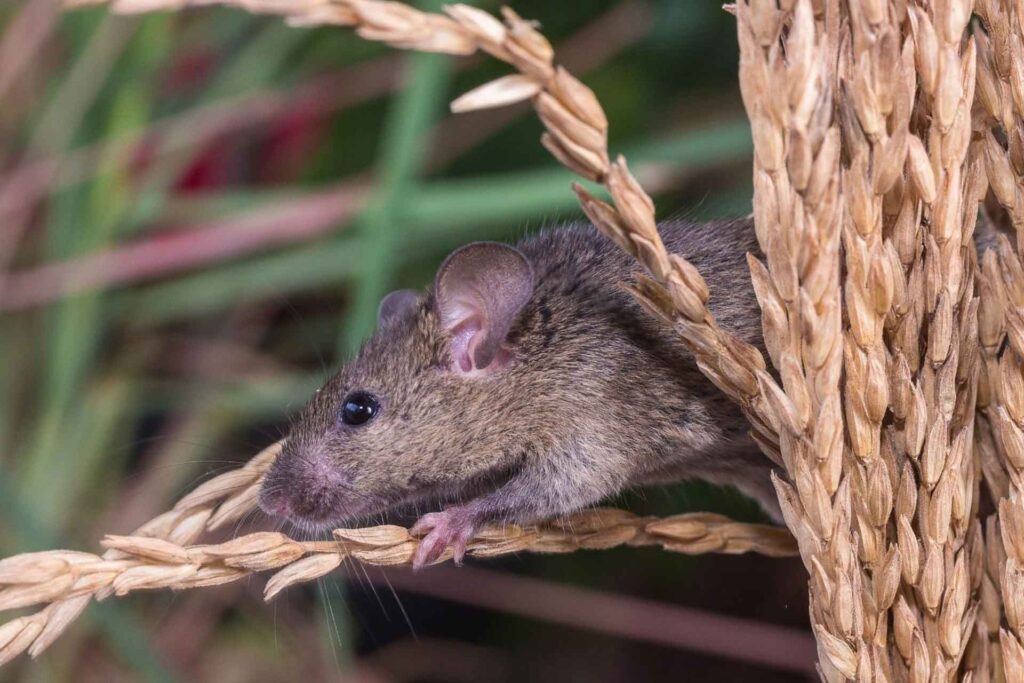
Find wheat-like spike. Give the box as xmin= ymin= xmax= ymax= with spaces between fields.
xmin=0 ymin=439 xmax=796 ymax=667
xmin=974 ymin=3 xmax=1024 ymax=675
xmin=838 ymin=15 xmax=907 ymax=661
xmin=896 ymin=3 xmax=984 ymax=679
xmin=977 ymin=237 xmax=1020 ymax=681
xmin=0 ymin=441 xmax=797 ymax=667
xmin=976 ymin=0 xmax=1024 ymax=240
xmin=0 ymin=504 xmax=796 ymax=666
xmin=831 ymin=1 xmax=983 ymax=679
xmin=734 ymin=1 xmax=868 ymax=679
xmin=739 ymin=1 xmax=986 ymax=680
xmin=9 ymin=440 xmax=281 ymax=660
xmin=839 ymin=2 xmax=985 ymax=680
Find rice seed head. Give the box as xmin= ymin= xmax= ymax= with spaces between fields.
xmin=450 ymin=74 xmax=541 ymax=113
xmin=265 ymin=554 xmax=343 ymax=601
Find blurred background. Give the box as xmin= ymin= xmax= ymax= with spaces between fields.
xmin=0 ymin=1 xmax=815 ymax=680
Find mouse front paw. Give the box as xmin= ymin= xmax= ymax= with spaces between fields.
xmin=411 ymin=507 xmax=480 ymax=569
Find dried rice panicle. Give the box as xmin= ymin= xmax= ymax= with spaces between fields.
xmin=975 ymin=1 xmax=1024 ymax=678
xmin=0 ymin=502 xmax=794 ymax=666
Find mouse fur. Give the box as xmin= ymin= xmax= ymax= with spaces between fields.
xmin=259 ymin=217 xmax=779 ymax=566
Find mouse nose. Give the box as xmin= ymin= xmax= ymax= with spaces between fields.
xmin=257 ymin=447 xmax=358 ymax=524
xmin=260 ymin=491 xmax=291 ymax=517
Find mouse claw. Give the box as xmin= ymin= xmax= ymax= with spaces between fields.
xmin=411 ymin=509 xmax=478 ymax=570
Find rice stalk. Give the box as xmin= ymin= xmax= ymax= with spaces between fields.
xmin=734 ymin=1 xmax=860 ymax=678
xmin=881 ymin=3 xmax=983 ymax=679
xmin=737 ymin=0 xmax=987 ymax=679
xmin=0 ymin=436 xmax=795 ymax=667
xmin=5 ymin=440 xmax=282 ymax=664
xmin=974 ymin=0 xmax=1024 ymax=679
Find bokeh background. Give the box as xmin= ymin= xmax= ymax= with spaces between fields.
xmin=0 ymin=1 xmax=815 ymax=680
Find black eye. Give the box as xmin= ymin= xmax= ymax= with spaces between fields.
xmin=340 ymin=392 xmax=380 ymax=426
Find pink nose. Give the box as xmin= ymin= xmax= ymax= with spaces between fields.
xmin=258 ymin=449 xmax=355 ymax=523
xmin=259 ymin=490 xmax=292 ymax=518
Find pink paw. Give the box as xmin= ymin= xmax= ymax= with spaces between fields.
xmin=411 ymin=508 xmax=479 ymax=569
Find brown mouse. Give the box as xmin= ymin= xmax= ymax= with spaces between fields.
xmin=259 ymin=217 xmax=779 ymax=567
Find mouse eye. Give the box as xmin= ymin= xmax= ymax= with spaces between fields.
xmin=340 ymin=392 xmax=380 ymax=427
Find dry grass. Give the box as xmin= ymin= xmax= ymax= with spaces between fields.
xmin=1 ymin=0 xmax=1022 ymax=679
xmin=0 ymin=440 xmax=795 ymax=667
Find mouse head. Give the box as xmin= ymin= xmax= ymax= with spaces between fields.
xmin=259 ymin=242 xmax=536 ymax=529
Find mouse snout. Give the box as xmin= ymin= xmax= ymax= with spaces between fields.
xmin=258 ymin=447 xmax=358 ymax=525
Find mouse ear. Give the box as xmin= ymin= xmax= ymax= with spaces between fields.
xmin=378 ymin=289 xmax=422 ymax=328
xmin=433 ymin=242 xmax=534 ymax=374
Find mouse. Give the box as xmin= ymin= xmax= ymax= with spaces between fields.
xmin=258 ymin=217 xmax=780 ymax=568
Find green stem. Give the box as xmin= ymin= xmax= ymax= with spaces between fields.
xmin=338 ymin=35 xmax=453 ymax=357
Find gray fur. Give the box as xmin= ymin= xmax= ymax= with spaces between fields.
xmin=377 ymin=289 xmax=422 ymax=327
xmin=259 ymin=217 xmax=780 ymax=549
